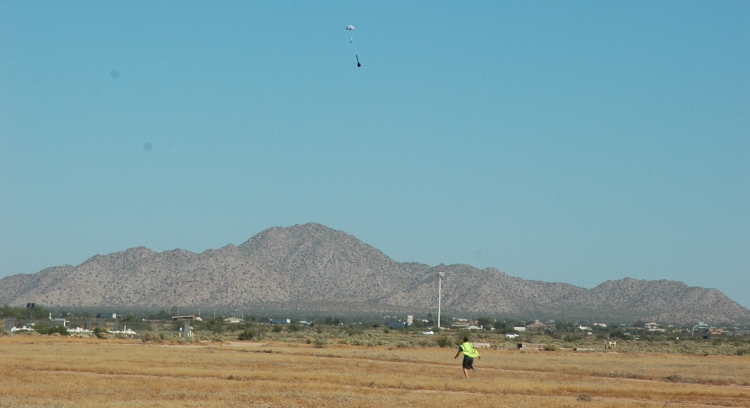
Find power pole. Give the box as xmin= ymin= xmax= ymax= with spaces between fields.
xmin=437 ymin=273 xmax=444 ymax=328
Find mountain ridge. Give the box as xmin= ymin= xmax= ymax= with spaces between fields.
xmin=1 ymin=223 xmax=748 ymax=324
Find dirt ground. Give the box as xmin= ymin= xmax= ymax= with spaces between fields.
xmin=1 ymin=336 xmax=748 ymax=407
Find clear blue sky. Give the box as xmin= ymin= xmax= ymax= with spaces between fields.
xmin=2 ymin=2 xmax=748 ymax=309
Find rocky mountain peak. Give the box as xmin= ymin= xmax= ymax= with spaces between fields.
xmin=1 ymin=224 xmax=748 ymax=324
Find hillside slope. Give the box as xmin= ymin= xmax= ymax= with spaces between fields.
xmin=1 ymin=223 xmax=748 ymax=323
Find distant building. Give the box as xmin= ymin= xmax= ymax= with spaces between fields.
xmin=526 ymin=320 xmax=545 ymax=331
xmin=387 ymin=321 xmax=408 ymax=330
xmin=224 ymin=317 xmax=242 ymax=324
xmin=172 ymin=315 xmax=202 ymax=321
xmin=451 ymin=318 xmax=476 ymax=329
xmin=269 ymin=318 xmax=290 ymax=325
xmin=96 ymin=313 xmax=117 ymax=319
xmin=48 ymin=313 xmax=68 ymax=327
xmin=646 ymin=322 xmax=666 ymax=332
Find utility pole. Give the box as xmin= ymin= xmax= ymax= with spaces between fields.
xmin=26 ymin=303 xmax=35 ymax=321
xmin=437 ymin=273 xmax=445 ymax=328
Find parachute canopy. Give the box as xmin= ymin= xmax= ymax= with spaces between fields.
xmin=346 ymin=25 xmax=361 ymax=67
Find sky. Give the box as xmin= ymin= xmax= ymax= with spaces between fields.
xmin=1 ymin=1 xmax=748 ymax=309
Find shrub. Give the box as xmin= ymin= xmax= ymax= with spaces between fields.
xmin=436 ymin=336 xmax=452 ymax=348
xmin=345 ymin=327 xmax=363 ymax=336
xmin=563 ymin=334 xmax=584 ymax=342
xmin=238 ymin=329 xmax=256 ymax=341
xmin=727 ymin=336 xmax=748 ymax=345
xmin=314 ymin=336 xmax=328 ymax=348
xmin=609 ymin=329 xmax=626 ymax=338
xmin=34 ymin=324 xmax=69 ymax=336
xmin=92 ymin=327 xmax=108 ymax=339
xmin=200 ymin=318 xmax=226 ymax=334
xmin=544 ymin=344 xmax=560 ymax=351
xmin=272 ymin=325 xmax=283 ymax=333
xmin=140 ymin=332 xmax=162 ymax=343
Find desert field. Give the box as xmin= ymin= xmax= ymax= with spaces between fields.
xmin=1 ymin=336 xmax=749 ymax=408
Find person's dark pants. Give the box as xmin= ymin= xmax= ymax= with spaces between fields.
xmin=462 ymin=355 xmax=474 ymax=370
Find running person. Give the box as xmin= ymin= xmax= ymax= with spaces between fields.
xmin=454 ymin=336 xmax=480 ymax=379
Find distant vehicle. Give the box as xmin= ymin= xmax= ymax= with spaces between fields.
xmin=421 ymin=331 xmax=434 ymax=335
xmin=505 ymin=333 xmax=519 ymax=338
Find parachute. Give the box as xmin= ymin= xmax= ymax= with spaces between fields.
xmin=346 ymin=25 xmax=361 ymax=67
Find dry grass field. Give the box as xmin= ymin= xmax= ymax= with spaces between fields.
xmin=1 ymin=336 xmax=749 ymax=408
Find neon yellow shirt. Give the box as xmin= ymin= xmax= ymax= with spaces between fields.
xmin=460 ymin=342 xmax=479 ymax=358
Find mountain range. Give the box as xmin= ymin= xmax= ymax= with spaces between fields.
xmin=1 ymin=223 xmax=748 ymax=324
